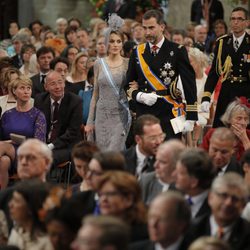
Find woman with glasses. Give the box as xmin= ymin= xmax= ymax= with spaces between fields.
xmin=96 ymin=171 xmax=148 ymax=243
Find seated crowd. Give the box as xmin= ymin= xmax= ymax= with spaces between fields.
xmin=0 ymin=4 xmax=250 ymax=250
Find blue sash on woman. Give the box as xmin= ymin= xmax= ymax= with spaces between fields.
xmin=99 ymin=58 xmax=131 ymax=135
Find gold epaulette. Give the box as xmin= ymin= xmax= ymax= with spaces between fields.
xmin=216 ymin=34 xmax=229 ymax=42
xmin=203 ymin=91 xmax=212 ymax=98
xmin=186 ymin=103 xmax=198 ymax=112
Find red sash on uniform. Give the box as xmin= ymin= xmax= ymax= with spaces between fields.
xmin=136 ymin=43 xmax=185 ymax=117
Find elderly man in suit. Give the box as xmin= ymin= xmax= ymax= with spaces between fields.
xmin=34 ymin=70 xmax=82 ymax=166
xmin=132 ymin=191 xmax=192 ymax=250
xmin=123 ymin=114 xmax=165 ymax=179
xmin=208 ymin=127 xmax=243 ymax=176
xmin=31 ymin=46 xmax=55 ymax=97
xmin=174 ymin=148 xmax=216 ymax=219
xmin=190 ymin=173 xmax=250 ymax=250
xmin=140 ymin=139 xmax=185 ymax=205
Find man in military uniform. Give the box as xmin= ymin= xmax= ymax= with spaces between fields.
xmin=125 ymin=9 xmax=198 ymax=139
xmin=201 ymin=7 xmax=250 ymax=128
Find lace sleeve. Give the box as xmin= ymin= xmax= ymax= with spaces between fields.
xmin=34 ymin=109 xmax=47 ymax=142
xmin=86 ymin=61 xmax=100 ymax=125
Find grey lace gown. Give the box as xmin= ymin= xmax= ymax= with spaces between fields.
xmin=87 ymin=58 xmax=130 ymax=151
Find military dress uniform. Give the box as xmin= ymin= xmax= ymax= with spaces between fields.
xmin=202 ymin=33 xmax=250 ymax=127
xmin=125 ymin=38 xmax=198 ymax=139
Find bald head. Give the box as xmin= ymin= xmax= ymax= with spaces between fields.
xmin=154 ymin=139 xmax=185 ymax=183
xmin=45 ymin=70 xmax=65 ymax=101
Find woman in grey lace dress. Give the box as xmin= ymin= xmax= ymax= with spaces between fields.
xmin=85 ymin=21 xmax=131 ymax=151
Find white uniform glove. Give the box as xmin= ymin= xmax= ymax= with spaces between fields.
xmin=201 ymin=101 xmax=210 ymax=113
xmin=136 ymin=92 xmax=158 ymax=106
xmin=182 ymin=120 xmax=195 ymax=133
xmin=196 ymin=114 xmax=207 ymax=127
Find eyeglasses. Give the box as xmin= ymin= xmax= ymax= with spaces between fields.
xmin=230 ymin=17 xmax=246 ymax=22
xmin=87 ymin=169 xmax=103 ymax=177
xmin=143 ymin=133 xmax=166 ymax=143
xmin=214 ymin=191 xmax=245 ymax=203
xmin=98 ymin=191 xmax=122 ymax=198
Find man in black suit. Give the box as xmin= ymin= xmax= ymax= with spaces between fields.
xmin=132 ymin=191 xmax=192 ymax=250
xmin=174 ymin=148 xmax=216 ymax=219
xmin=190 ymin=173 xmax=250 ymax=250
xmin=126 ymin=10 xmax=198 ymax=139
xmin=31 ymin=46 xmax=55 ymax=97
xmin=102 ymin=0 xmax=136 ymax=20
xmin=34 ymin=70 xmax=82 ymax=166
xmin=208 ymin=127 xmax=243 ymax=176
xmin=191 ymin=0 xmax=224 ymax=34
xmin=140 ymin=139 xmax=185 ymax=205
xmin=201 ymin=7 xmax=250 ymax=127
xmin=123 ymin=114 xmax=164 ymax=178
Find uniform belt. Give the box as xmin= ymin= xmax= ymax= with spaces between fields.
xmin=228 ymin=76 xmax=248 ymax=82
xmin=143 ymin=89 xmax=170 ymax=96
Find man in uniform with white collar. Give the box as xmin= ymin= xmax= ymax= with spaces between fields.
xmin=125 ymin=9 xmax=198 ymax=139
xmin=201 ymin=7 xmax=250 ymax=127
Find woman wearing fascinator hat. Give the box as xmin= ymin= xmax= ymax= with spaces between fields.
xmin=85 ymin=14 xmax=131 ymax=151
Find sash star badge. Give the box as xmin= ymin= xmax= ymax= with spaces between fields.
xmin=164 ymin=63 xmax=172 ymax=69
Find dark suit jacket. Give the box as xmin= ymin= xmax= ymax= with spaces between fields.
xmin=11 ymin=54 xmax=22 ymax=68
xmin=194 ymin=195 xmax=211 ymax=219
xmin=34 ymin=91 xmax=82 ymax=149
xmin=224 ymin=157 xmax=243 ymax=176
xmin=130 ymin=236 xmax=192 ymax=250
xmin=190 ymin=215 xmax=250 ymax=250
xmin=125 ymin=39 xmax=197 ymax=138
xmin=122 ymin=146 xmax=154 ymax=175
xmin=140 ymin=172 xmax=176 ymax=205
xmin=102 ymin=0 xmax=136 ymax=20
xmin=31 ymin=73 xmax=45 ymax=98
xmin=191 ymin=0 xmax=224 ymax=33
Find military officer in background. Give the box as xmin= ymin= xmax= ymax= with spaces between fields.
xmin=125 ymin=9 xmax=198 ymax=139
xmin=201 ymin=7 xmax=250 ymax=128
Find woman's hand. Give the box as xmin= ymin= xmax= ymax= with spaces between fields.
xmin=129 ymin=81 xmax=139 ymax=90
xmin=85 ymin=124 xmax=95 ymax=135
xmin=231 ymin=124 xmax=250 ymax=150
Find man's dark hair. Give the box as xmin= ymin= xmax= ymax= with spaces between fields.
xmin=143 ymin=9 xmax=164 ymax=25
xmin=179 ymin=148 xmax=216 ymax=189
xmin=50 ymin=56 xmax=70 ymax=70
xmin=232 ymin=7 xmax=249 ymax=19
xmin=134 ymin=114 xmax=160 ymax=136
xmin=29 ymin=20 xmax=43 ymax=32
xmin=71 ymin=141 xmax=99 ymax=162
xmin=171 ymin=29 xmax=186 ymax=39
xmin=36 ymin=46 xmax=55 ymax=58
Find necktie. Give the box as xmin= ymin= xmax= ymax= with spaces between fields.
xmin=234 ymin=39 xmax=239 ymax=51
xmin=50 ymin=101 xmax=59 ymax=142
xmin=186 ymin=196 xmax=193 ymax=206
xmin=141 ymin=157 xmax=152 ymax=173
xmin=217 ymin=227 xmax=224 ymax=239
xmin=41 ymin=74 xmax=46 ymax=85
xmin=151 ymin=45 xmax=158 ymax=56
